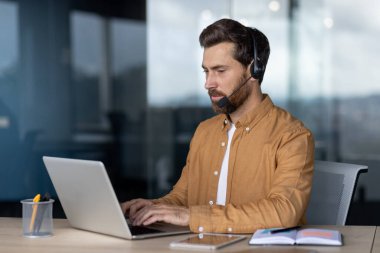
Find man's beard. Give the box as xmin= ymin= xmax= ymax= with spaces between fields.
xmin=208 ymin=75 xmax=252 ymax=115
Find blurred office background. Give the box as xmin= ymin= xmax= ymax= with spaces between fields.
xmin=0 ymin=0 xmax=379 ymax=224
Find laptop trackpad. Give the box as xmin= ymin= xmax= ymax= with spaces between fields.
xmin=126 ymin=218 xmax=189 ymax=233
xmin=147 ymin=222 xmax=190 ymax=232
xmin=128 ymin=224 xmax=162 ymax=235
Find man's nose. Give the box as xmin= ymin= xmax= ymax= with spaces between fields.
xmin=204 ymin=72 xmax=216 ymax=90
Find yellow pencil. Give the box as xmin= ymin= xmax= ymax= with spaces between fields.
xmin=29 ymin=194 xmax=41 ymax=233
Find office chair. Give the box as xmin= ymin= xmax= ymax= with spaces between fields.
xmin=306 ymin=160 xmax=368 ymax=225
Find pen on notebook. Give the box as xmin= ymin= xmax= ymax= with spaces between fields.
xmin=270 ymin=226 xmax=301 ymax=234
xmin=29 ymin=194 xmax=41 ymax=233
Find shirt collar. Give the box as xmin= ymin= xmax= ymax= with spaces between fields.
xmin=221 ymin=94 xmax=274 ymax=130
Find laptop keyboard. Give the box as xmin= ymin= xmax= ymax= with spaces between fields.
xmin=128 ymin=224 xmax=162 ymax=235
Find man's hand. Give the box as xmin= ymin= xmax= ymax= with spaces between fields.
xmin=121 ymin=198 xmax=153 ymax=221
xmin=131 ymin=204 xmax=189 ymax=227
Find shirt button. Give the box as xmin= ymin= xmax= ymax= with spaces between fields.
xmin=214 ymin=171 xmax=219 ymax=176
xmin=209 ymin=200 xmax=214 ymax=206
xmin=198 ymin=226 xmax=204 ymax=232
xmin=227 ymin=227 xmax=233 ymax=232
xmin=245 ymin=127 xmax=250 ymax=132
xmin=221 ymin=142 xmax=226 ymax=147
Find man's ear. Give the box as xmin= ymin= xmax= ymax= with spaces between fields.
xmin=246 ymin=60 xmax=254 ymax=77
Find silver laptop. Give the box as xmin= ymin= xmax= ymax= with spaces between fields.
xmin=43 ymin=156 xmax=190 ymax=239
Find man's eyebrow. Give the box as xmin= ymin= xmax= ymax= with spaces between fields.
xmin=201 ymin=65 xmax=228 ymax=70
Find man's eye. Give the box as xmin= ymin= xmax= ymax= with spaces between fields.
xmin=217 ymin=69 xmax=225 ymax=73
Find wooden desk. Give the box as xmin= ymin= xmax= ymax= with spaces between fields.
xmin=0 ymin=218 xmax=376 ymax=253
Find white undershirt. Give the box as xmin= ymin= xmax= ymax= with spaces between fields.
xmin=216 ymin=123 xmax=236 ymax=206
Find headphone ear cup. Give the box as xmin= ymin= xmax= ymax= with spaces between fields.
xmin=248 ymin=27 xmax=267 ymax=82
xmin=250 ymin=60 xmax=264 ymax=80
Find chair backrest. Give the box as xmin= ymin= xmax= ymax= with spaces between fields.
xmin=306 ymin=160 xmax=368 ymax=225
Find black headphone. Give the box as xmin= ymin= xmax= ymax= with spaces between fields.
xmin=248 ymin=28 xmax=265 ymax=82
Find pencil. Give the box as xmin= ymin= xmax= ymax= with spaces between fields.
xmin=270 ymin=226 xmax=301 ymax=234
xmin=29 ymin=194 xmax=41 ymax=233
xmin=35 ymin=193 xmax=51 ymax=232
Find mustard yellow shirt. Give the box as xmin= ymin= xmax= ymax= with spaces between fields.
xmin=156 ymin=95 xmax=314 ymax=233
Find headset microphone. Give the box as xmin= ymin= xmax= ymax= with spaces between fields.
xmin=216 ymin=76 xmax=252 ymax=114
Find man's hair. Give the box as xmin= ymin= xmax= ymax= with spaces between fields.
xmin=199 ymin=18 xmax=270 ymax=83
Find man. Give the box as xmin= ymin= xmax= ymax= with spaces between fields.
xmin=121 ymin=18 xmax=314 ymax=234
